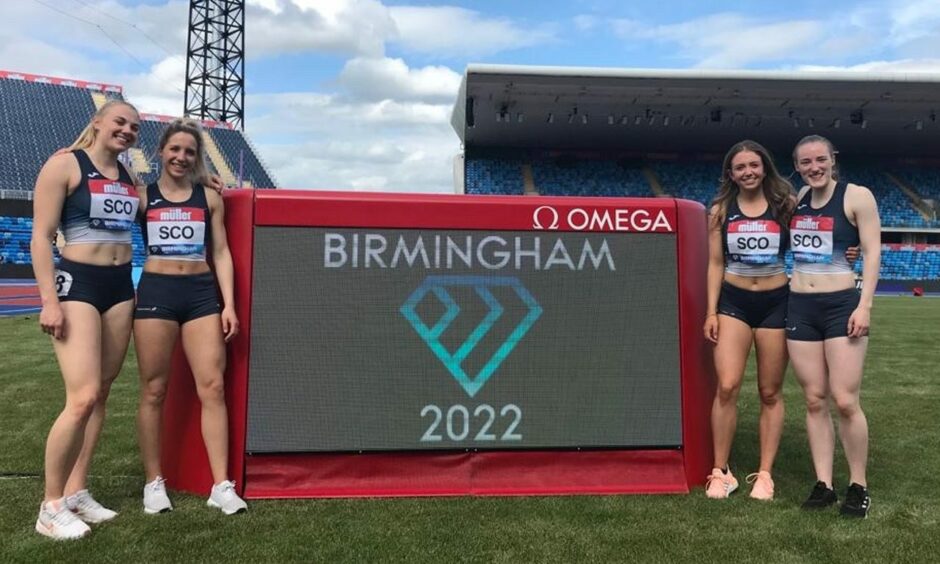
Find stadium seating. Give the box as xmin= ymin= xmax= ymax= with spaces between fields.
xmin=891 ymin=166 xmax=940 ymax=227
xmin=0 ymin=216 xmax=145 ymax=267
xmin=839 ymin=162 xmax=928 ymax=228
xmin=465 ymin=158 xmax=526 ymax=195
xmin=880 ymin=246 xmax=940 ymax=280
xmin=651 ymin=161 xmax=719 ymax=205
xmin=0 ymin=73 xmax=275 ymax=195
xmin=0 ymin=216 xmax=33 ymax=265
xmin=465 ymin=157 xmax=654 ymax=197
xmin=531 ymin=159 xmax=652 ymax=197
xmin=466 ymin=156 xmax=940 ymax=228
xmin=210 ymin=128 xmax=276 ymax=188
xmin=0 ymin=78 xmax=96 ymax=192
xmin=134 ymin=119 xmax=164 ymax=186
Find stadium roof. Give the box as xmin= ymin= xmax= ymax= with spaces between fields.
xmin=451 ymin=64 xmax=940 ymax=158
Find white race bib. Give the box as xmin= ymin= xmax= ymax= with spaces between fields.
xmin=146 ymin=207 xmax=206 ymax=256
xmin=727 ymin=220 xmax=781 ymax=264
xmin=88 ymin=180 xmax=138 ymax=231
xmin=790 ymin=215 xmax=834 ymax=263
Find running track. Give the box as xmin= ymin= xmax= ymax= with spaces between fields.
xmin=0 ymin=279 xmax=40 ymax=316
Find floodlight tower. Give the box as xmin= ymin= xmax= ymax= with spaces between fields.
xmin=184 ymin=0 xmax=245 ymax=130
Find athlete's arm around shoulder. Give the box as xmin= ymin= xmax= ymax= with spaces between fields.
xmin=207 ymin=189 xmax=238 ymax=342
xmin=30 ymin=153 xmax=80 ymax=339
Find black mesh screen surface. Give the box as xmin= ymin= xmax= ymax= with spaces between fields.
xmin=247 ymin=227 xmax=681 ymax=452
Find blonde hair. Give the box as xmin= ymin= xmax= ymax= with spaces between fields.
xmin=156 ymin=118 xmax=211 ymax=186
xmin=67 ymin=100 xmax=139 ymax=151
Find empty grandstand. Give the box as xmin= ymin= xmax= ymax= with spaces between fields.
xmin=451 ymin=65 xmax=940 ymax=292
xmin=0 ymin=70 xmax=275 ymax=196
xmin=0 ymin=69 xmax=276 ymax=276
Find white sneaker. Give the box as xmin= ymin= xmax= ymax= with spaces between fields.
xmin=207 ymin=480 xmax=247 ymax=515
xmin=35 ymin=499 xmax=91 ymax=540
xmin=143 ymin=477 xmax=173 ymax=514
xmin=65 ymin=490 xmax=118 ymax=524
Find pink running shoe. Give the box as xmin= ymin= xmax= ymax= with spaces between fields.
xmin=746 ymin=471 xmax=775 ymax=501
xmin=705 ymin=467 xmax=738 ymax=499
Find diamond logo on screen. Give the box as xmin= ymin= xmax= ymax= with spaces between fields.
xmin=400 ymin=275 xmax=542 ymax=398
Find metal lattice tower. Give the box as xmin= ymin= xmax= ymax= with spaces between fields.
xmin=184 ymin=0 xmax=245 ymax=130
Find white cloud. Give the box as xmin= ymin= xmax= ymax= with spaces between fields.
xmin=247 ymin=0 xmax=393 ymax=58
xmin=338 ymin=57 xmax=461 ymax=102
xmin=0 ymin=31 xmax=110 ymax=80
xmin=119 ymin=56 xmax=187 ymax=115
xmin=0 ymin=0 xmax=189 ymax=64
xmin=254 ymin=134 xmax=458 ymax=192
xmin=246 ymin=86 xmax=458 ymax=191
xmin=614 ymin=13 xmax=827 ymax=68
xmin=888 ymin=0 xmax=940 ymax=46
xmin=389 ymin=6 xmax=555 ymax=57
xmin=796 ymin=58 xmax=940 ymax=73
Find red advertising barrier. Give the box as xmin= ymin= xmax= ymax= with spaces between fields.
xmin=161 ymin=190 xmax=713 ymax=498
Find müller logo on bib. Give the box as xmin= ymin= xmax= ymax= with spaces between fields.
xmin=531 ymin=205 xmax=673 ymax=232
xmin=729 ymin=220 xmax=774 ymax=233
xmin=88 ymin=179 xmax=133 ymax=197
xmin=158 ymin=208 xmax=196 ymax=222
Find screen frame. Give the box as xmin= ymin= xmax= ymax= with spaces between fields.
xmin=159 ymin=190 xmax=713 ymax=498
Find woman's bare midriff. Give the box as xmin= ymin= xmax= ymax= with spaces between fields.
xmin=143 ymin=258 xmax=211 ymax=275
xmin=790 ymin=271 xmax=856 ymax=293
xmin=723 ymin=271 xmax=789 ymax=292
xmin=62 ymin=242 xmax=133 ymax=266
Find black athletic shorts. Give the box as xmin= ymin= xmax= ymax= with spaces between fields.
xmin=134 ymin=271 xmax=220 ymax=324
xmin=55 ymin=258 xmax=134 ymax=313
xmin=717 ymin=281 xmax=789 ymax=329
xmin=786 ymin=289 xmax=861 ymax=341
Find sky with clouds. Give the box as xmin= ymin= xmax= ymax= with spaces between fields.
xmin=2 ymin=0 xmax=939 ymax=191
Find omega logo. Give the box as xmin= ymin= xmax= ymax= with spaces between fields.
xmin=532 ymin=205 xmax=672 ymax=232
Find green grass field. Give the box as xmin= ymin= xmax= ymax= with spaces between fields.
xmin=1 ymin=297 xmax=938 ymax=563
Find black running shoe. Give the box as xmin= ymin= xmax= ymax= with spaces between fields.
xmin=840 ymin=483 xmax=871 ymax=518
xmin=801 ymin=480 xmax=838 ymax=510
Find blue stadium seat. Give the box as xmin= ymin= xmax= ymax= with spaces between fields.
xmin=465 ymin=158 xmax=525 ymax=195
xmin=839 ymin=162 xmax=928 ymax=228
xmin=210 ymin=128 xmax=276 ymax=188
xmin=0 ymin=75 xmax=275 ymax=193
xmin=531 ymin=159 xmax=651 ymax=197
xmin=0 ymin=78 xmax=97 ymax=192
xmin=652 ymin=161 xmax=719 ymax=205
